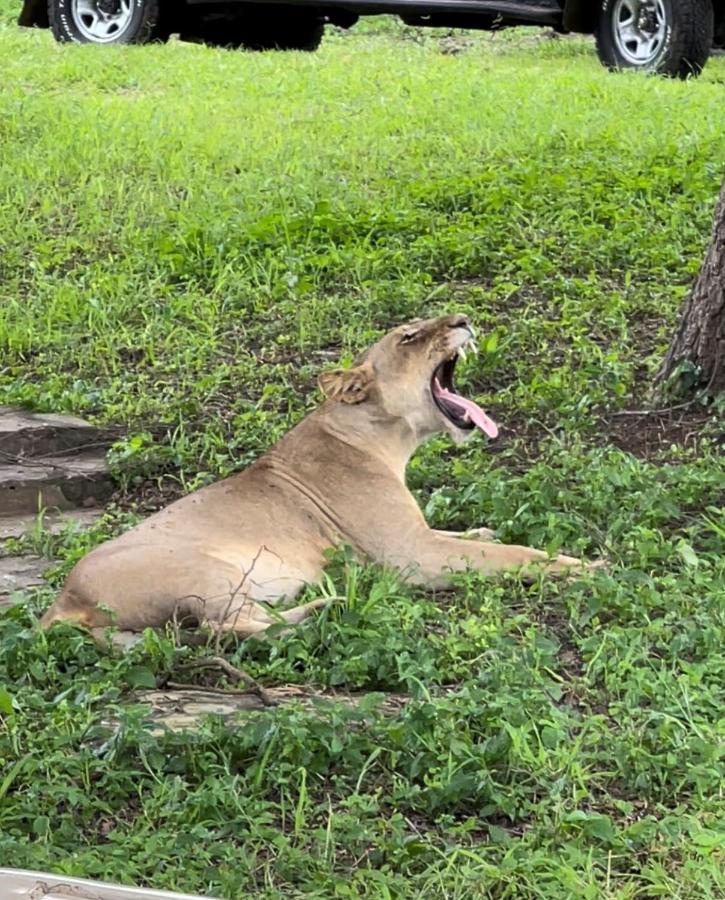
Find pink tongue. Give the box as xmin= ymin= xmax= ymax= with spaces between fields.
xmin=434 ymin=379 xmax=499 ymax=439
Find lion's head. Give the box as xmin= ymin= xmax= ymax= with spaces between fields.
xmin=319 ymin=314 xmax=498 ymax=444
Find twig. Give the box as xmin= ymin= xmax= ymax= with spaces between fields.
xmin=404 ymin=816 xmax=426 ymax=839
xmin=529 ymin=417 xmax=565 ymax=442
xmin=173 ymin=655 xmax=276 ymax=706
xmin=0 ymin=441 xmax=112 ymax=467
xmin=163 ymin=681 xmax=269 ymax=698
xmin=215 ymin=545 xmax=272 ymax=653
xmin=610 ymin=404 xmax=709 ymax=418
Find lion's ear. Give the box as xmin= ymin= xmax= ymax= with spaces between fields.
xmin=318 ymin=362 xmax=373 ymax=405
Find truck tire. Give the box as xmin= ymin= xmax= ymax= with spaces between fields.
xmin=48 ymin=0 xmax=161 ymax=44
xmin=595 ymin=0 xmax=713 ymax=77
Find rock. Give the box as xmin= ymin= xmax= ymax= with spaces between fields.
xmin=0 ymin=451 xmax=113 ymax=515
xmin=0 ymin=408 xmax=116 ymax=610
xmin=0 ymin=555 xmax=52 ymax=607
xmin=0 ymin=406 xmax=110 ymax=459
xmin=0 ymin=508 xmax=104 ymax=542
xmin=0 ymin=868 xmax=215 ymax=900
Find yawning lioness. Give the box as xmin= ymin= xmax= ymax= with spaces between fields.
xmin=42 ymin=314 xmax=599 ymax=641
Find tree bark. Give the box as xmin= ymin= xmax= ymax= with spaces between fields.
xmin=655 ymin=178 xmax=725 ymax=397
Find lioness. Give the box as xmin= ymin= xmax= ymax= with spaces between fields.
xmin=42 ymin=314 xmax=599 ymax=641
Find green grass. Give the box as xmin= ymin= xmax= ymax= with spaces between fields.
xmin=1 ymin=9 xmax=724 ymax=899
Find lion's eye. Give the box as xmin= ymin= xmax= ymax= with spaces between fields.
xmin=399 ymin=330 xmax=421 ymax=345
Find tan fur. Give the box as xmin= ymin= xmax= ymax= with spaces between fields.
xmin=42 ymin=314 xmax=601 ymax=640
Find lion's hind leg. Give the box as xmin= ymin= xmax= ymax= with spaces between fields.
xmin=208 ymin=597 xmax=330 ymax=640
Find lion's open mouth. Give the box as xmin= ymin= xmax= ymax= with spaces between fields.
xmin=431 ymin=356 xmax=499 ymax=439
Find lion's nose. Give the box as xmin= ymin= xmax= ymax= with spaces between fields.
xmin=447 ymin=314 xmax=470 ymax=330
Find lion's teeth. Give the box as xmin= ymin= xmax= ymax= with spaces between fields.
xmin=458 ymin=347 xmax=467 ymax=361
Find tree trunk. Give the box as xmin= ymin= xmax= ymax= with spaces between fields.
xmin=655 ymin=178 xmax=725 ymax=397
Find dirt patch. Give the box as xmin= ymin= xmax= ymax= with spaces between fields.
xmin=112 ymin=475 xmax=185 ymax=515
xmin=601 ymin=405 xmax=721 ymax=459
xmin=482 ymin=399 xmax=721 ymax=466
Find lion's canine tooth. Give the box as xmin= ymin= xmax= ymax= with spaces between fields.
xmin=458 ymin=346 xmax=467 ymax=361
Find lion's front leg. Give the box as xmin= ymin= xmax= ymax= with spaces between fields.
xmin=434 ymin=527 xmax=495 ymax=542
xmin=395 ymin=533 xmax=593 ymax=589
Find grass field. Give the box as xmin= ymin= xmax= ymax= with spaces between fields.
xmin=0 ymin=7 xmax=724 ymax=898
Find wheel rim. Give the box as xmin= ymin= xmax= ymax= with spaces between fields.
xmin=612 ymin=0 xmax=667 ymax=66
xmin=71 ymin=0 xmax=134 ymax=42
